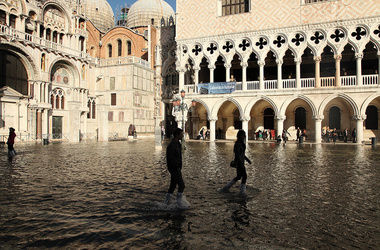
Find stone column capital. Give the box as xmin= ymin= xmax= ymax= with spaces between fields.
xmin=276 ymin=59 xmax=283 ymax=65
xmin=294 ymin=58 xmax=302 ymax=64
xmin=353 ymin=114 xmax=366 ymax=121
xmin=208 ymin=116 xmax=218 ymax=122
xmin=334 ymin=54 xmax=342 ymax=60
xmin=177 ymin=67 xmax=186 ymax=73
xmin=224 ymin=63 xmax=231 ymax=69
xmin=275 ymin=115 xmax=286 ymax=121
xmin=355 ymin=53 xmax=363 ymax=59
xmin=314 ymin=56 xmax=322 ymax=62
xmin=313 ymin=115 xmax=324 ymax=121
xmin=208 ymin=65 xmax=216 ymax=70
xmin=240 ymin=62 xmax=248 ymax=68
xmin=193 ymin=66 xmax=200 ymax=71
xmin=240 ymin=115 xmax=250 ymax=122
xmin=258 ymin=61 xmax=265 ymax=67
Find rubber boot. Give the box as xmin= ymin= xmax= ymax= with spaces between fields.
xmin=177 ymin=192 xmax=191 ymax=209
xmin=240 ymin=184 xmax=247 ymax=196
xmin=163 ymin=193 xmax=172 ymax=205
xmin=219 ymin=179 xmax=237 ymax=192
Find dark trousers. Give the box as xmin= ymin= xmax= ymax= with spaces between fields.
xmin=8 ymin=144 xmax=15 ymax=158
xmin=168 ymin=169 xmax=185 ymax=193
xmin=233 ymin=165 xmax=247 ymax=184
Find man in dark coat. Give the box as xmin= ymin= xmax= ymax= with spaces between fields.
xmin=163 ymin=128 xmax=190 ymax=209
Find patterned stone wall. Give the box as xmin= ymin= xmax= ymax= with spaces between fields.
xmin=176 ymin=0 xmax=380 ymax=40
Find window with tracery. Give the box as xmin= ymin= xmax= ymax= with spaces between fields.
xmin=222 ymin=0 xmax=249 ymax=16
xmin=50 ymin=88 xmax=65 ymax=110
xmin=87 ymin=98 xmax=96 ymax=119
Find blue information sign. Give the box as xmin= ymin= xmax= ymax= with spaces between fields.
xmin=198 ymin=82 xmax=236 ymax=94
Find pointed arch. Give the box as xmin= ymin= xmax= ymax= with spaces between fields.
xmin=186 ymin=98 xmax=211 ymax=118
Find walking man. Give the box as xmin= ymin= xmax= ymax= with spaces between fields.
xmin=163 ymin=128 xmax=190 ymax=209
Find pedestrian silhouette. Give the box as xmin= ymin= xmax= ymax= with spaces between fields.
xmin=163 ymin=128 xmax=190 ymax=209
xmin=220 ymin=130 xmax=252 ymax=195
xmin=7 ymin=127 xmax=16 ymax=161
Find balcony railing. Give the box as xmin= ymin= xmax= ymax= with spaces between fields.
xmin=98 ymin=56 xmax=151 ymax=68
xmin=0 ymin=24 xmax=86 ymax=59
xmin=185 ymin=74 xmax=379 ymax=95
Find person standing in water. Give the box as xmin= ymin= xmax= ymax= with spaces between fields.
xmin=220 ymin=130 xmax=252 ymax=195
xmin=7 ymin=127 xmax=16 ymax=161
xmin=163 ymin=128 xmax=190 ymax=209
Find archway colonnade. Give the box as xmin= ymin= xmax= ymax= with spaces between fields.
xmin=177 ymin=20 xmax=380 ymax=92
xmin=183 ymin=93 xmax=380 ymax=144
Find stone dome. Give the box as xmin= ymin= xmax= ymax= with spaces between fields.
xmin=127 ymin=0 xmax=175 ymax=28
xmin=83 ymin=0 xmax=115 ymax=32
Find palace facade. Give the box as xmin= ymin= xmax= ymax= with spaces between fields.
xmin=174 ymin=0 xmax=380 ymax=143
xmin=0 ymin=0 xmax=176 ymax=142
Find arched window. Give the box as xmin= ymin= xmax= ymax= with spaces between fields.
xmin=108 ymin=44 xmax=112 ymax=58
xmin=56 ymin=95 xmax=60 ymax=109
xmin=127 ymin=41 xmax=132 ymax=55
xmin=117 ymin=39 xmax=122 ymax=57
xmin=329 ymin=106 xmax=341 ymax=130
xmin=365 ymin=105 xmax=378 ymax=129
xmin=92 ymin=101 xmax=96 ymax=119
xmin=50 ymin=88 xmax=65 ymax=110
xmin=264 ymin=108 xmax=274 ymax=129
xmin=295 ymin=107 xmax=307 ymax=129
xmin=87 ymin=100 xmax=91 ymax=119
xmin=41 ymin=53 xmax=46 ymax=71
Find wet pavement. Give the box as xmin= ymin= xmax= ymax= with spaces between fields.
xmin=0 ymin=140 xmax=379 ymax=249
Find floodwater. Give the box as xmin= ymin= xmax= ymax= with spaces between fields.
xmin=0 ymin=140 xmax=379 ymax=249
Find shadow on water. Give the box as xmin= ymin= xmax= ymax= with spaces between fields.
xmin=0 ymin=140 xmax=379 ymax=248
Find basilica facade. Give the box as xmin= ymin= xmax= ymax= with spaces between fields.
xmin=0 ymin=0 xmax=176 ymax=142
xmin=175 ymin=0 xmax=380 ymax=143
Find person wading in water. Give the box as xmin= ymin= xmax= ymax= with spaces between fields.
xmin=220 ymin=130 xmax=252 ymax=195
xmin=163 ymin=128 xmax=190 ymax=209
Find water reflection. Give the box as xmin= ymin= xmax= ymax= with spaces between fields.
xmin=0 ymin=140 xmax=378 ymax=248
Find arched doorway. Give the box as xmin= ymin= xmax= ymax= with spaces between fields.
xmin=329 ymin=106 xmax=341 ymax=130
xmin=186 ymin=101 xmax=208 ymax=139
xmin=365 ymin=105 xmax=378 ymax=130
xmin=0 ymin=50 xmax=29 ymax=95
xmin=217 ymin=101 xmax=241 ymax=140
xmin=264 ymin=108 xmax=274 ymax=129
xmin=249 ymin=99 xmax=276 ymax=140
xmin=295 ymin=107 xmax=307 ymax=129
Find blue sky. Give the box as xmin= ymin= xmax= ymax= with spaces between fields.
xmin=108 ymin=0 xmax=176 ymax=16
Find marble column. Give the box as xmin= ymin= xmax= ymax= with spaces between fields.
xmin=209 ymin=65 xmax=215 ymax=83
xmin=295 ymin=58 xmax=301 ymax=89
xmin=276 ymin=59 xmax=283 ymax=89
xmin=241 ymin=116 xmax=250 ymax=142
xmin=209 ymin=118 xmax=217 ymax=142
xmin=356 ymin=53 xmax=363 ymax=86
xmin=225 ymin=63 xmax=231 ymax=82
xmin=355 ymin=115 xmax=365 ymax=144
xmin=178 ymin=68 xmax=185 ymax=91
xmin=314 ymin=56 xmax=321 ymax=88
xmin=241 ymin=62 xmax=248 ymax=91
xmin=313 ymin=115 xmax=324 ymax=144
xmin=259 ymin=61 xmax=265 ymax=90
xmin=276 ymin=115 xmax=286 ymax=138
xmin=5 ymin=12 xmax=9 ymax=26
xmin=194 ymin=66 xmax=200 ymax=86
xmin=334 ymin=54 xmax=342 ymax=87
xmin=36 ymin=110 xmax=42 ymax=140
